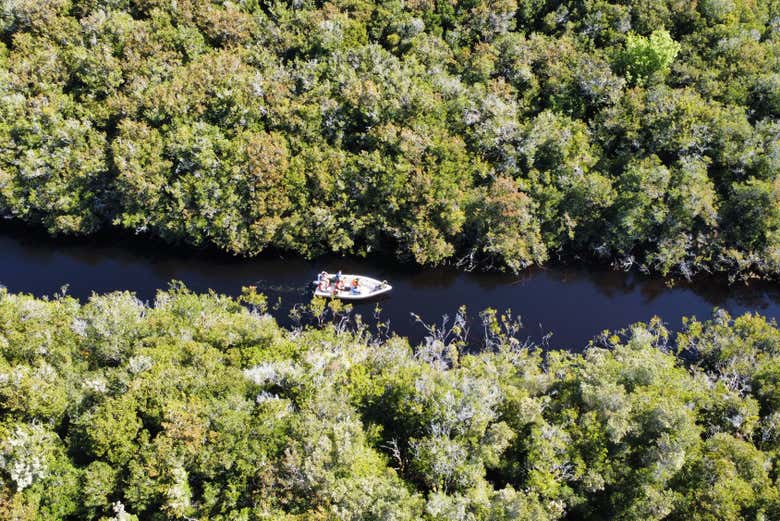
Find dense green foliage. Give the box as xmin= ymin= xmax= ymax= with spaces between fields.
xmin=1 ymin=285 xmax=780 ymax=519
xmin=1 ymin=1 xmax=780 ymax=277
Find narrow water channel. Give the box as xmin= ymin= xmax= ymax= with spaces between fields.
xmin=2 ymin=224 xmax=780 ymax=351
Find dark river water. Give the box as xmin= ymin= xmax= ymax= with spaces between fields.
xmin=2 ymin=224 xmax=780 ymax=351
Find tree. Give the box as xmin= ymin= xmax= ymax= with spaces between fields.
xmin=467 ymin=176 xmax=548 ymax=271
xmin=674 ymin=434 xmax=777 ymax=520
xmin=620 ymin=29 xmax=681 ymax=85
xmin=1 ymin=0 xmax=780 ymax=278
xmin=722 ymin=178 xmax=780 ymax=255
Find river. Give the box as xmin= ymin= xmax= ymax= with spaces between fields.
xmin=2 ymin=224 xmax=780 ymax=351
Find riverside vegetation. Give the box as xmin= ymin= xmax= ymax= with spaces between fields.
xmin=0 ymin=284 xmax=780 ymax=520
xmin=1 ymin=1 xmax=780 ymax=278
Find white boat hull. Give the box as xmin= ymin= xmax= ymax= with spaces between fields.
xmin=312 ymin=274 xmax=392 ymax=300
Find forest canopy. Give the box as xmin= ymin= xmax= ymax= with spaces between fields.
xmin=1 ymin=285 xmax=780 ymax=519
xmin=1 ymin=0 xmax=780 ymax=278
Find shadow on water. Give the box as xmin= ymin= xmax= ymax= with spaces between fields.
xmin=1 ymin=221 xmax=780 ymax=351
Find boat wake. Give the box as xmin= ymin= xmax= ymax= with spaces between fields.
xmin=247 ymin=280 xmax=310 ymax=296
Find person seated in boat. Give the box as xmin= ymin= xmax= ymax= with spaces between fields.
xmin=318 ymin=271 xmax=330 ymax=291
xmin=335 ymin=278 xmax=345 ymax=291
xmin=351 ymin=277 xmax=360 ymax=294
